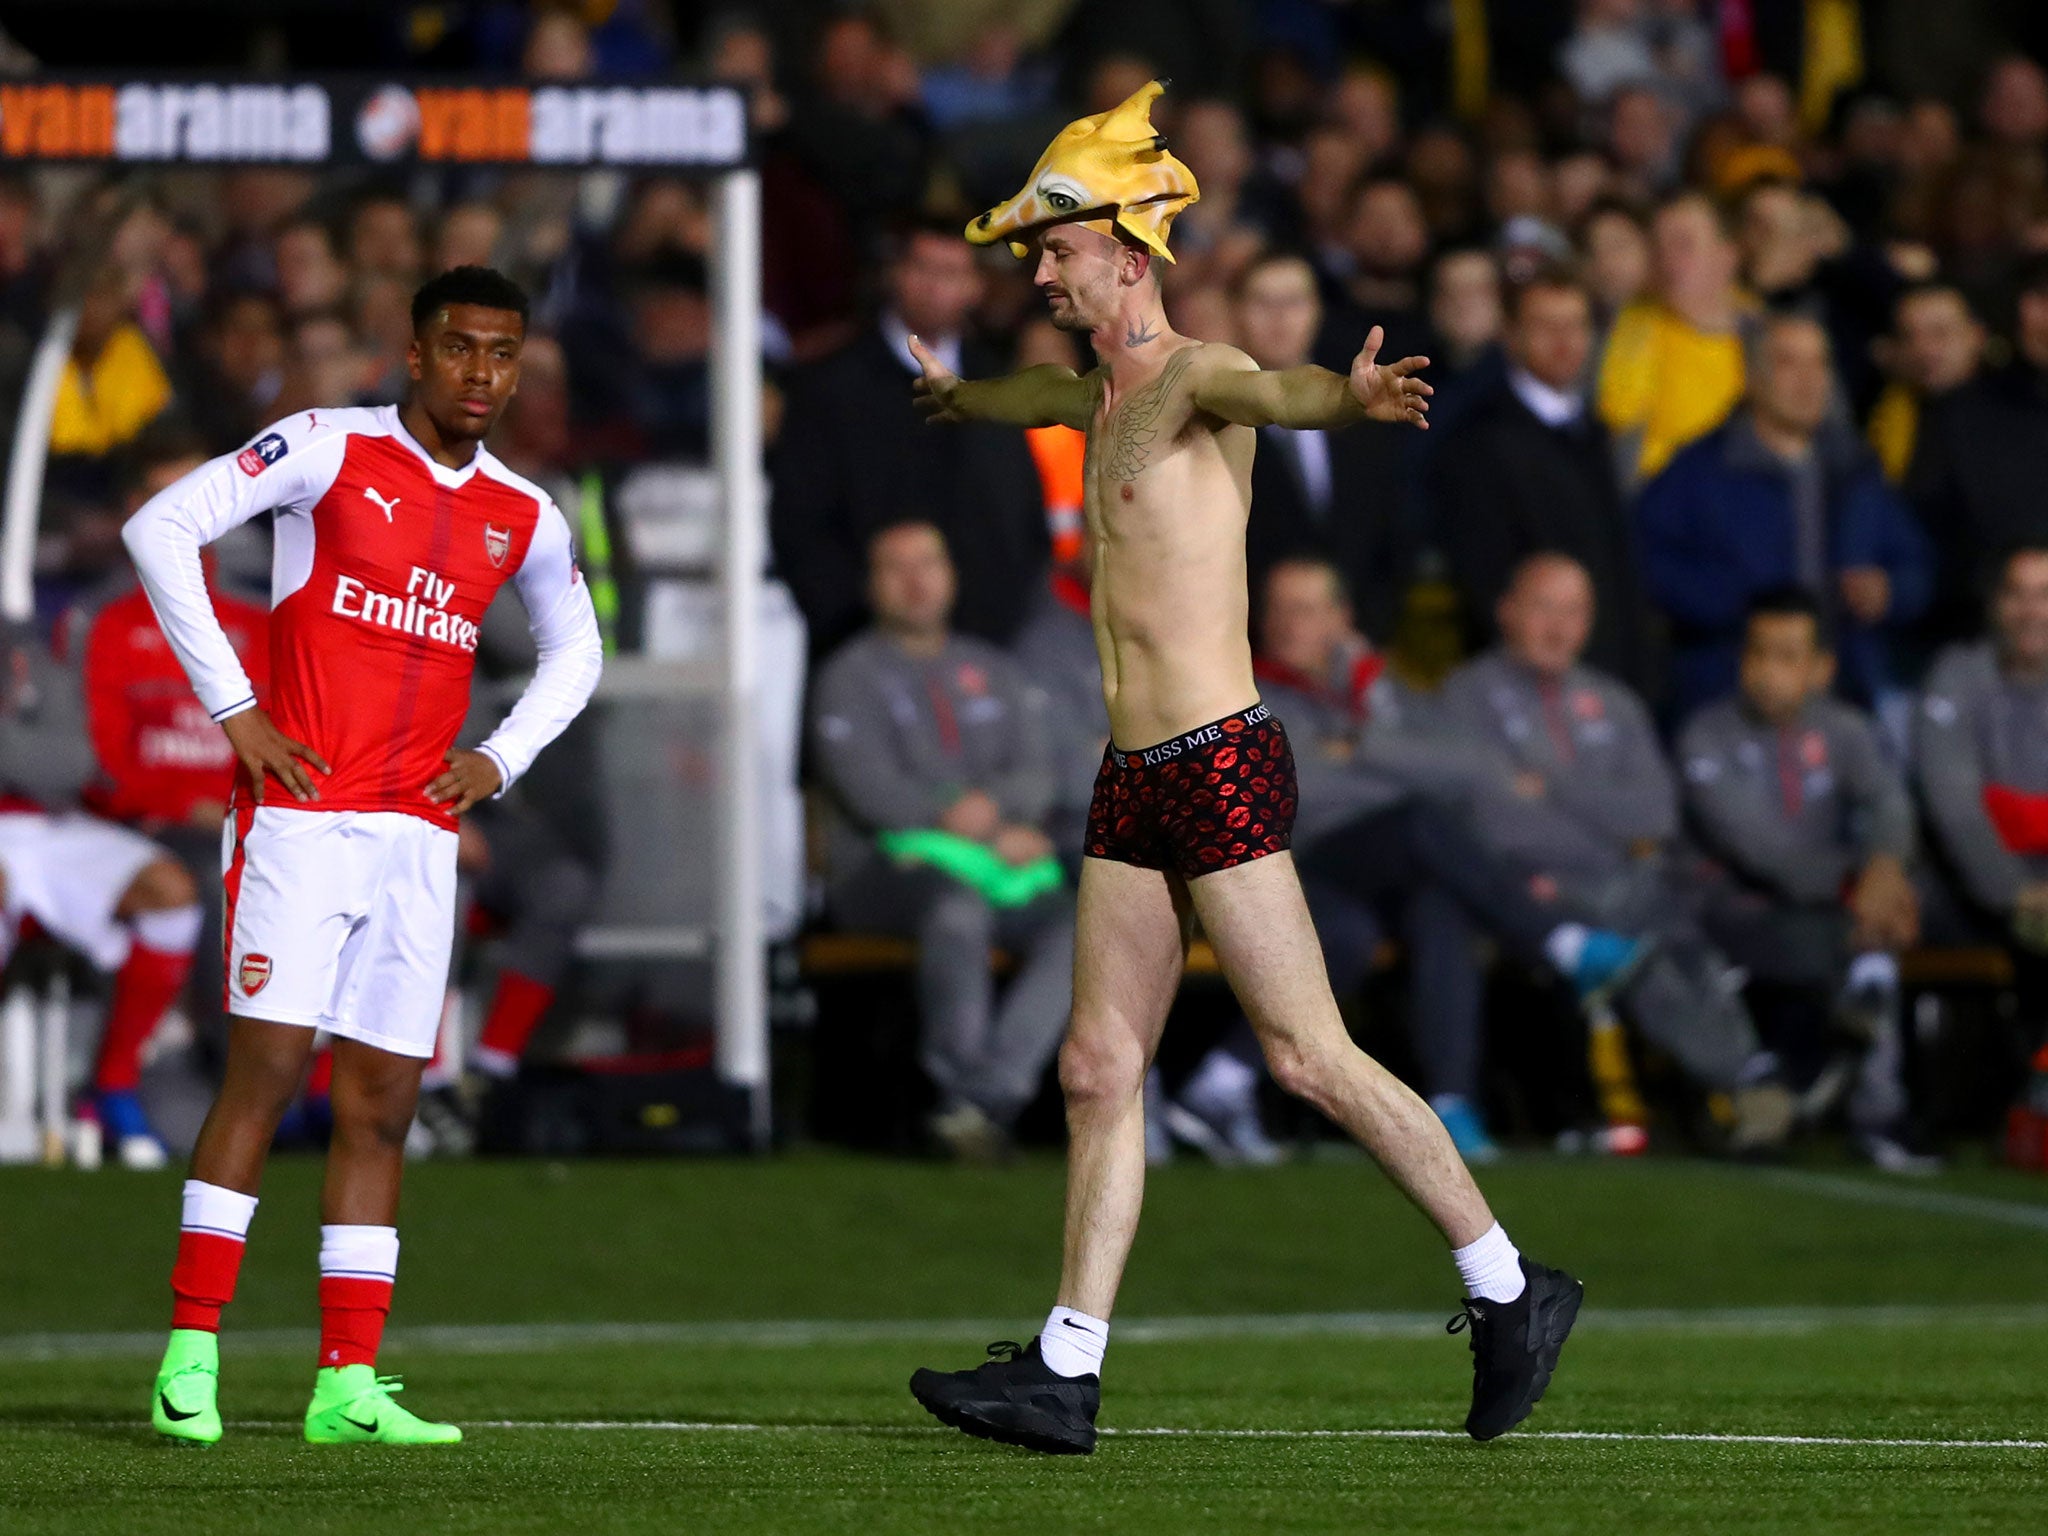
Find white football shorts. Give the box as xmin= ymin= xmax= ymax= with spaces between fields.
xmin=0 ymin=812 xmax=163 ymax=971
xmin=222 ymin=804 xmax=457 ymax=1058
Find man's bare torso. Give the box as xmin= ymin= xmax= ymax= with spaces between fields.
xmin=1080 ymin=341 xmax=1260 ymax=749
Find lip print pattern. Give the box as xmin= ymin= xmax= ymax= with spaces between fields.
xmin=1084 ymin=712 xmax=1297 ymax=880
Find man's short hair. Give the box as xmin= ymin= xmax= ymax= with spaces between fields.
xmin=1230 ymin=246 xmax=1319 ymax=300
xmin=867 ymin=517 xmax=947 ymax=560
xmin=1264 ymin=552 xmax=1351 ymax=606
xmin=1894 ymin=278 xmax=1975 ymax=324
xmin=1509 ymin=549 xmax=1592 ymax=590
xmin=1505 ymin=262 xmax=1590 ymax=323
xmin=1745 ymin=308 xmax=1831 ymax=379
xmin=1354 ymin=173 xmax=1420 ymax=208
xmin=409 ymin=265 xmax=530 ymax=333
xmin=887 ymin=216 xmax=970 ymax=266
xmin=1430 ymin=245 xmax=1500 ymax=283
xmin=201 ymin=286 xmax=281 ymax=333
xmin=1745 ymin=583 xmax=1833 ymax=650
xmin=1581 ymin=194 xmax=1648 ymax=231
xmin=350 ymin=185 xmax=411 ymax=218
xmin=1997 ymin=542 xmax=2048 ymax=582
xmin=1655 ymin=186 xmax=1738 ymax=241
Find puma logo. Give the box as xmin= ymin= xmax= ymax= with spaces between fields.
xmin=363 ymin=486 xmax=401 ymax=522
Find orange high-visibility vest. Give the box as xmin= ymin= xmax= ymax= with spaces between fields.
xmin=1028 ymin=424 xmax=1087 ymax=564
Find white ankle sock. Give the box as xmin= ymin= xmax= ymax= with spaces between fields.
xmin=1543 ymin=923 xmax=1589 ymax=975
xmin=1452 ymin=1223 xmax=1526 ymax=1303
xmin=1039 ymin=1305 xmax=1109 ymax=1379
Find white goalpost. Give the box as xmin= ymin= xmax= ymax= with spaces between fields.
xmin=0 ymin=78 xmax=769 ymax=1159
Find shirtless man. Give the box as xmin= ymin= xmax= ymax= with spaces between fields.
xmin=905 ymin=83 xmax=1581 ymax=1455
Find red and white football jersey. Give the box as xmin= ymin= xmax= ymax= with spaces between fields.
xmin=124 ymin=405 xmax=602 ymax=831
xmin=62 ymin=576 xmax=270 ymax=827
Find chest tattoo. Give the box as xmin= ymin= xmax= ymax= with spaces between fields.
xmin=1098 ymin=349 xmax=1195 ymax=484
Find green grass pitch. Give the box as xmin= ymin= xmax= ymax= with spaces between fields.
xmin=3 ymin=1151 xmax=2046 ymax=1534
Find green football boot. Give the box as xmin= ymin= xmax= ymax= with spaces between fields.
xmin=303 ymin=1365 xmax=463 ymax=1446
xmin=153 ymin=1328 xmax=223 ymax=1445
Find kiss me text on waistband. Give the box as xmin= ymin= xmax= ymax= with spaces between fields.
xmin=1124 ymin=702 xmax=1271 ymax=768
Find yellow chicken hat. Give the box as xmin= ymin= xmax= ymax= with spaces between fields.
xmin=966 ymin=80 xmax=1200 ymax=263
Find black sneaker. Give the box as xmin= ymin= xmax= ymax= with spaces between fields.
xmin=1449 ymin=1258 xmax=1584 ymax=1441
xmin=909 ymin=1338 xmax=1100 ymax=1454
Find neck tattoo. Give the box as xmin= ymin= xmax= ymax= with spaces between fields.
xmin=1124 ymin=316 xmax=1160 ymax=348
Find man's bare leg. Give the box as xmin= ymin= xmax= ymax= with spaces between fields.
xmin=189 ymin=1017 xmax=321 ymax=1194
xmin=1054 ymin=857 xmax=1191 ymax=1319
xmin=158 ymin=1017 xmax=318 ymax=1443
xmin=1187 ymin=851 xmax=1494 ymax=1245
xmin=1191 ymin=851 xmax=1584 ymax=1441
xmin=321 ymin=1037 xmax=425 ymax=1226
xmin=909 ymin=856 xmax=1185 ymax=1452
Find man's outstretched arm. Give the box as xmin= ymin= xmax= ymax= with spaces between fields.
xmin=1191 ymin=326 xmax=1432 ymax=430
xmin=909 ymin=335 xmax=1097 ymax=430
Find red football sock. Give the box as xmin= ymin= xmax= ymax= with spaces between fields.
xmin=476 ymin=972 xmax=557 ymax=1062
xmin=318 ymin=1277 xmax=395 ymax=1368
xmin=95 ymin=943 xmax=192 ymax=1093
xmin=170 ymin=1180 xmax=257 ymax=1332
xmin=306 ymin=1049 xmax=334 ymax=1099
xmin=171 ymin=1233 xmax=246 ymax=1332
xmin=318 ymin=1224 xmax=399 ymax=1369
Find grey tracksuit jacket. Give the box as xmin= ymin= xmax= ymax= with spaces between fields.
xmin=1254 ymin=652 xmax=1492 ymax=847
xmin=810 ymin=628 xmax=1057 ymax=884
xmin=1008 ymin=586 xmax=1107 ymax=847
xmin=1678 ymin=695 xmax=1915 ymax=905
xmin=0 ymin=628 xmax=97 ymax=808
xmin=1914 ymin=642 xmax=2048 ymax=913
xmin=1437 ymin=650 xmax=1678 ymax=880
xmin=1441 ymin=648 xmax=1768 ymax=1093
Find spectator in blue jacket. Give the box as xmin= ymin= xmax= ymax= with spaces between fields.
xmin=1637 ymin=312 xmax=1933 ymax=723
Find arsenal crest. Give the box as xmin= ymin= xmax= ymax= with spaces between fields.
xmin=238 ymin=953 xmax=273 ymax=996
xmin=484 ymin=524 xmax=511 ymax=568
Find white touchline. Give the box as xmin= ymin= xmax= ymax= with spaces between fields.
xmin=122 ymin=1420 xmax=2043 ymax=1451
xmin=10 ymin=1303 xmax=2048 ymax=1361
xmin=1732 ymin=1166 xmax=2048 ymax=1234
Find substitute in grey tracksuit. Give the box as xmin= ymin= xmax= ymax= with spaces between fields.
xmin=811 ymin=627 xmax=1075 ymax=1127
xmin=1914 ymin=642 xmax=2048 ymax=922
xmin=1264 ymin=650 xmax=1585 ymax=1104
xmin=1009 ymin=579 xmax=1107 ymax=864
xmin=1440 ymin=649 xmax=1769 ymax=1093
xmin=1680 ymin=694 xmax=1915 ymax=980
xmin=1680 ymin=693 xmax=1918 ymax=1134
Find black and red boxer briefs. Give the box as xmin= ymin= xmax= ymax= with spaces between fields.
xmin=1084 ymin=702 xmax=1298 ymax=879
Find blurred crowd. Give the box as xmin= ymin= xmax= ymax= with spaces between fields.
xmin=752 ymin=0 xmax=2048 ymax=1168
xmin=5 ymin=0 xmax=2048 ymax=1166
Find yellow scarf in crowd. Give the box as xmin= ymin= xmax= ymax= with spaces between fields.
xmin=50 ymin=322 xmax=171 ymax=456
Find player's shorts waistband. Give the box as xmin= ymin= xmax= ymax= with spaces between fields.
xmin=1113 ymin=701 xmax=1273 ymax=768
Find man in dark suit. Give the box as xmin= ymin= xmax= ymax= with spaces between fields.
xmin=1431 ymin=268 xmax=1654 ymax=692
xmin=1907 ymin=252 xmax=2048 ymax=644
xmin=772 ymin=219 xmax=1046 ymax=656
xmin=1236 ymin=249 xmax=1414 ymax=642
